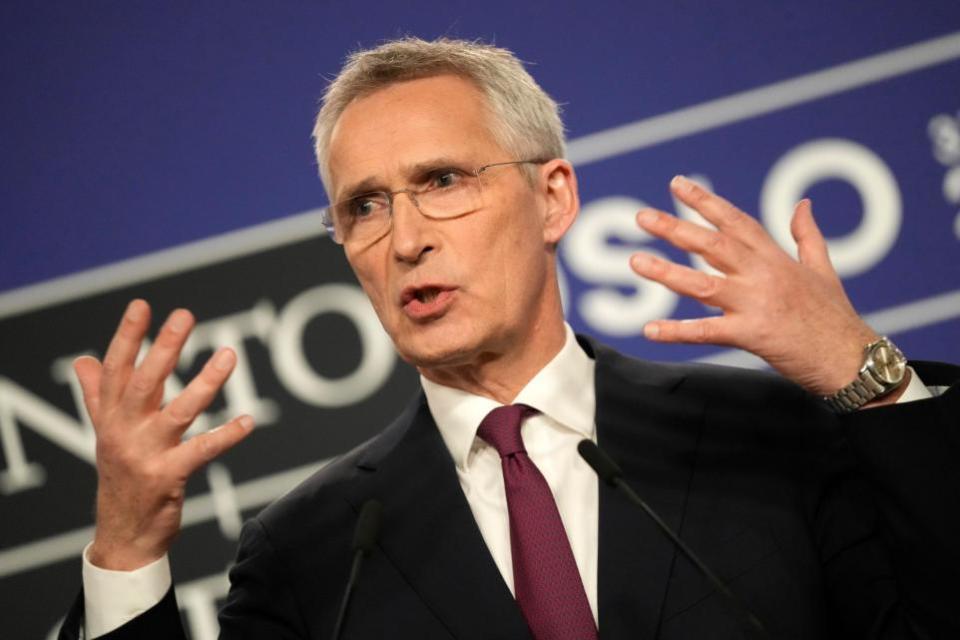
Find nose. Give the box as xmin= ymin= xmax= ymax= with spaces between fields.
xmin=390 ymin=191 xmax=434 ymax=263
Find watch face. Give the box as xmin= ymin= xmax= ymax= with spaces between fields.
xmin=871 ymin=342 xmax=907 ymax=385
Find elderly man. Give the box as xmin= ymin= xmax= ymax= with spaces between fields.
xmin=60 ymin=38 xmax=958 ymax=639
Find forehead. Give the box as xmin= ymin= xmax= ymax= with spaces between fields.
xmin=327 ymin=74 xmax=505 ymax=196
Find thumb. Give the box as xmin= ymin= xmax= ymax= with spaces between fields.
xmin=790 ymin=199 xmax=835 ymax=277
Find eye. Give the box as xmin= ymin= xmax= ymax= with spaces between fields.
xmin=347 ymin=194 xmax=387 ymax=220
xmin=429 ymin=169 xmax=467 ymax=190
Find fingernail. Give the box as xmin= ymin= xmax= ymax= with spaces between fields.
xmin=213 ymin=348 xmax=236 ymax=371
xmin=644 ymin=323 xmax=660 ymax=339
xmin=631 ymin=254 xmax=647 ymax=270
xmin=238 ymin=415 xmax=255 ymax=430
xmin=637 ymin=210 xmax=658 ymax=226
xmin=168 ymin=310 xmax=190 ymax=333
xmin=126 ymin=299 xmax=145 ymax=321
xmin=671 ymin=175 xmax=690 ymax=190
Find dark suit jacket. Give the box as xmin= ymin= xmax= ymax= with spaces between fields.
xmin=61 ymin=337 xmax=960 ymax=639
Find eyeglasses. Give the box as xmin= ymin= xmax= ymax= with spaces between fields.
xmin=321 ymin=159 xmax=547 ymax=246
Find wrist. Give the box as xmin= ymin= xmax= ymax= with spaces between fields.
xmin=88 ymin=538 xmax=166 ymax=572
xmin=819 ymin=328 xmax=881 ymax=396
xmin=824 ymin=335 xmax=908 ymax=414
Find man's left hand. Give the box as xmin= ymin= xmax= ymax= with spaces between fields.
xmin=631 ymin=175 xmax=878 ymax=397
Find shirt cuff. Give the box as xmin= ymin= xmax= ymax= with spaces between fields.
xmin=82 ymin=542 xmax=172 ymax=639
xmin=895 ymin=366 xmax=933 ymax=403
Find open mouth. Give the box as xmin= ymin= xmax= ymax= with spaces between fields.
xmin=413 ymin=287 xmax=442 ymax=303
xmin=401 ymin=285 xmax=450 ymax=305
xmin=400 ymin=285 xmax=457 ymax=319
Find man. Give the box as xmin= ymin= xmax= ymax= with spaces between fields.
xmin=60 ymin=38 xmax=958 ymax=639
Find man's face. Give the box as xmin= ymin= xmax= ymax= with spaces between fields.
xmin=326 ymin=74 xmax=560 ymax=371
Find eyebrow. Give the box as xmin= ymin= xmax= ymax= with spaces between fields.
xmin=336 ymin=156 xmax=474 ymax=202
xmin=338 ymin=177 xmax=384 ymax=202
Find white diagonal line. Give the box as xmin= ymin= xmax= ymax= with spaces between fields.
xmin=3 ymin=32 xmax=960 ymax=320
xmin=0 ymin=209 xmax=326 ymax=321
xmin=566 ymin=30 xmax=960 ymax=166
xmin=0 ymin=459 xmax=326 ymax=578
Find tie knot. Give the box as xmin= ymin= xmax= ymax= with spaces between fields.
xmin=477 ymin=404 xmax=537 ymax=458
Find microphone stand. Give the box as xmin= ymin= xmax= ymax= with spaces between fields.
xmin=578 ymin=440 xmax=770 ymax=639
xmin=330 ymin=499 xmax=382 ymax=640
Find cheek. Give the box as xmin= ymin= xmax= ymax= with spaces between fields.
xmin=476 ymin=206 xmax=547 ymax=306
xmin=347 ymin=254 xmax=394 ymax=318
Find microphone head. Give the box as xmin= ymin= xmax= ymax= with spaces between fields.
xmin=577 ymin=439 xmax=623 ymax=486
xmin=352 ymin=499 xmax=382 ymax=554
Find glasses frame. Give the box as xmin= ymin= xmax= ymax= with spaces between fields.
xmin=321 ymin=158 xmax=548 ymax=245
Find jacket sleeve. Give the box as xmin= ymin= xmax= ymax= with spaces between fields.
xmin=57 ymin=587 xmax=186 ymax=640
xmin=57 ymin=517 xmax=308 ymax=639
xmin=818 ymin=361 xmax=960 ymax=638
xmin=216 ymin=516 xmax=310 ymax=639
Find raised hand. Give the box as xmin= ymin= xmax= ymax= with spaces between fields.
xmin=74 ymin=299 xmax=254 ymax=570
xmin=632 ymin=175 xmax=879 ymax=396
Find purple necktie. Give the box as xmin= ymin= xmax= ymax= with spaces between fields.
xmin=477 ymin=404 xmax=598 ymax=640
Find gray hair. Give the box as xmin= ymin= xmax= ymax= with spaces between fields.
xmin=312 ymin=37 xmax=566 ymax=194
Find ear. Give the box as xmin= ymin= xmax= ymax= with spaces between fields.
xmin=540 ymin=159 xmax=579 ymax=245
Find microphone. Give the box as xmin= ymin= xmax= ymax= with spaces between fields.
xmin=577 ymin=440 xmax=770 ymax=638
xmin=331 ymin=499 xmax=382 ymax=640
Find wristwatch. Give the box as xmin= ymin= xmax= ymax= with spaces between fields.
xmin=825 ymin=336 xmax=908 ymax=413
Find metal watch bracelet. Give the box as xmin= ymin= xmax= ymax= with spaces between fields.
xmin=824 ymin=336 xmax=907 ymax=414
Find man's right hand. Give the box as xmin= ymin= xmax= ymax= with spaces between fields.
xmin=75 ymin=299 xmax=254 ymax=571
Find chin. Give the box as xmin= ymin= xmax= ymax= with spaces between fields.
xmin=391 ymin=321 xmax=484 ymax=369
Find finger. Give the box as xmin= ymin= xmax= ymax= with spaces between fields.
xmin=74 ymin=356 xmax=103 ymax=423
xmin=643 ymin=317 xmax=731 ymax=346
xmin=174 ymin=415 xmax=255 ymax=476
xmin=636 ymin=208 xmax=747 ymax=273
xmin=669 ymin=176 xmax=768 ymax=248
xmin=100 ymin=300 xmax=152 ymax=408
xmin=160 ymin=348 xmax=236 ymax=432
xmin=789 ymin=199 xmax=836 ymax=278
xmin=123 ymin=309 xmax=195 ymax=413
xmin=630 ymin=252 xmax=731 ymax=307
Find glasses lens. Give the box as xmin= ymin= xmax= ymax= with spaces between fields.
xmin=418 ymin=173 xmax=483 ymax=219
xmin=333 ymin=193 xmax=391 ymax=244
xmin=327 ymin=169 xmax=496 ymax=245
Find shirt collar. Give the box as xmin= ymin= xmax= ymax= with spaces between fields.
xmin=422 ymin=324 xmax=596 ymax=471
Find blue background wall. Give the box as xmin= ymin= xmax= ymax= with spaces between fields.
xmin=3 ymin=1 xmax=959 ymax=361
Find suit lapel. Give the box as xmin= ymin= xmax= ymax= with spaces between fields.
xmin=340 ymin=340 xmax=704 ymax=639
xmin=587 ymin=340 xmax=705 ymax=639
xmin=347 ymin=394 xmax=531 ymax=640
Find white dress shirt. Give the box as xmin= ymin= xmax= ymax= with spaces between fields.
xmin=82 ymin=546 xmax=172 ymax=639
xmin=422 ymin=324 xmax=599 ymax=622
xmin=81 ymin=326 xmax=933 ymax=638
